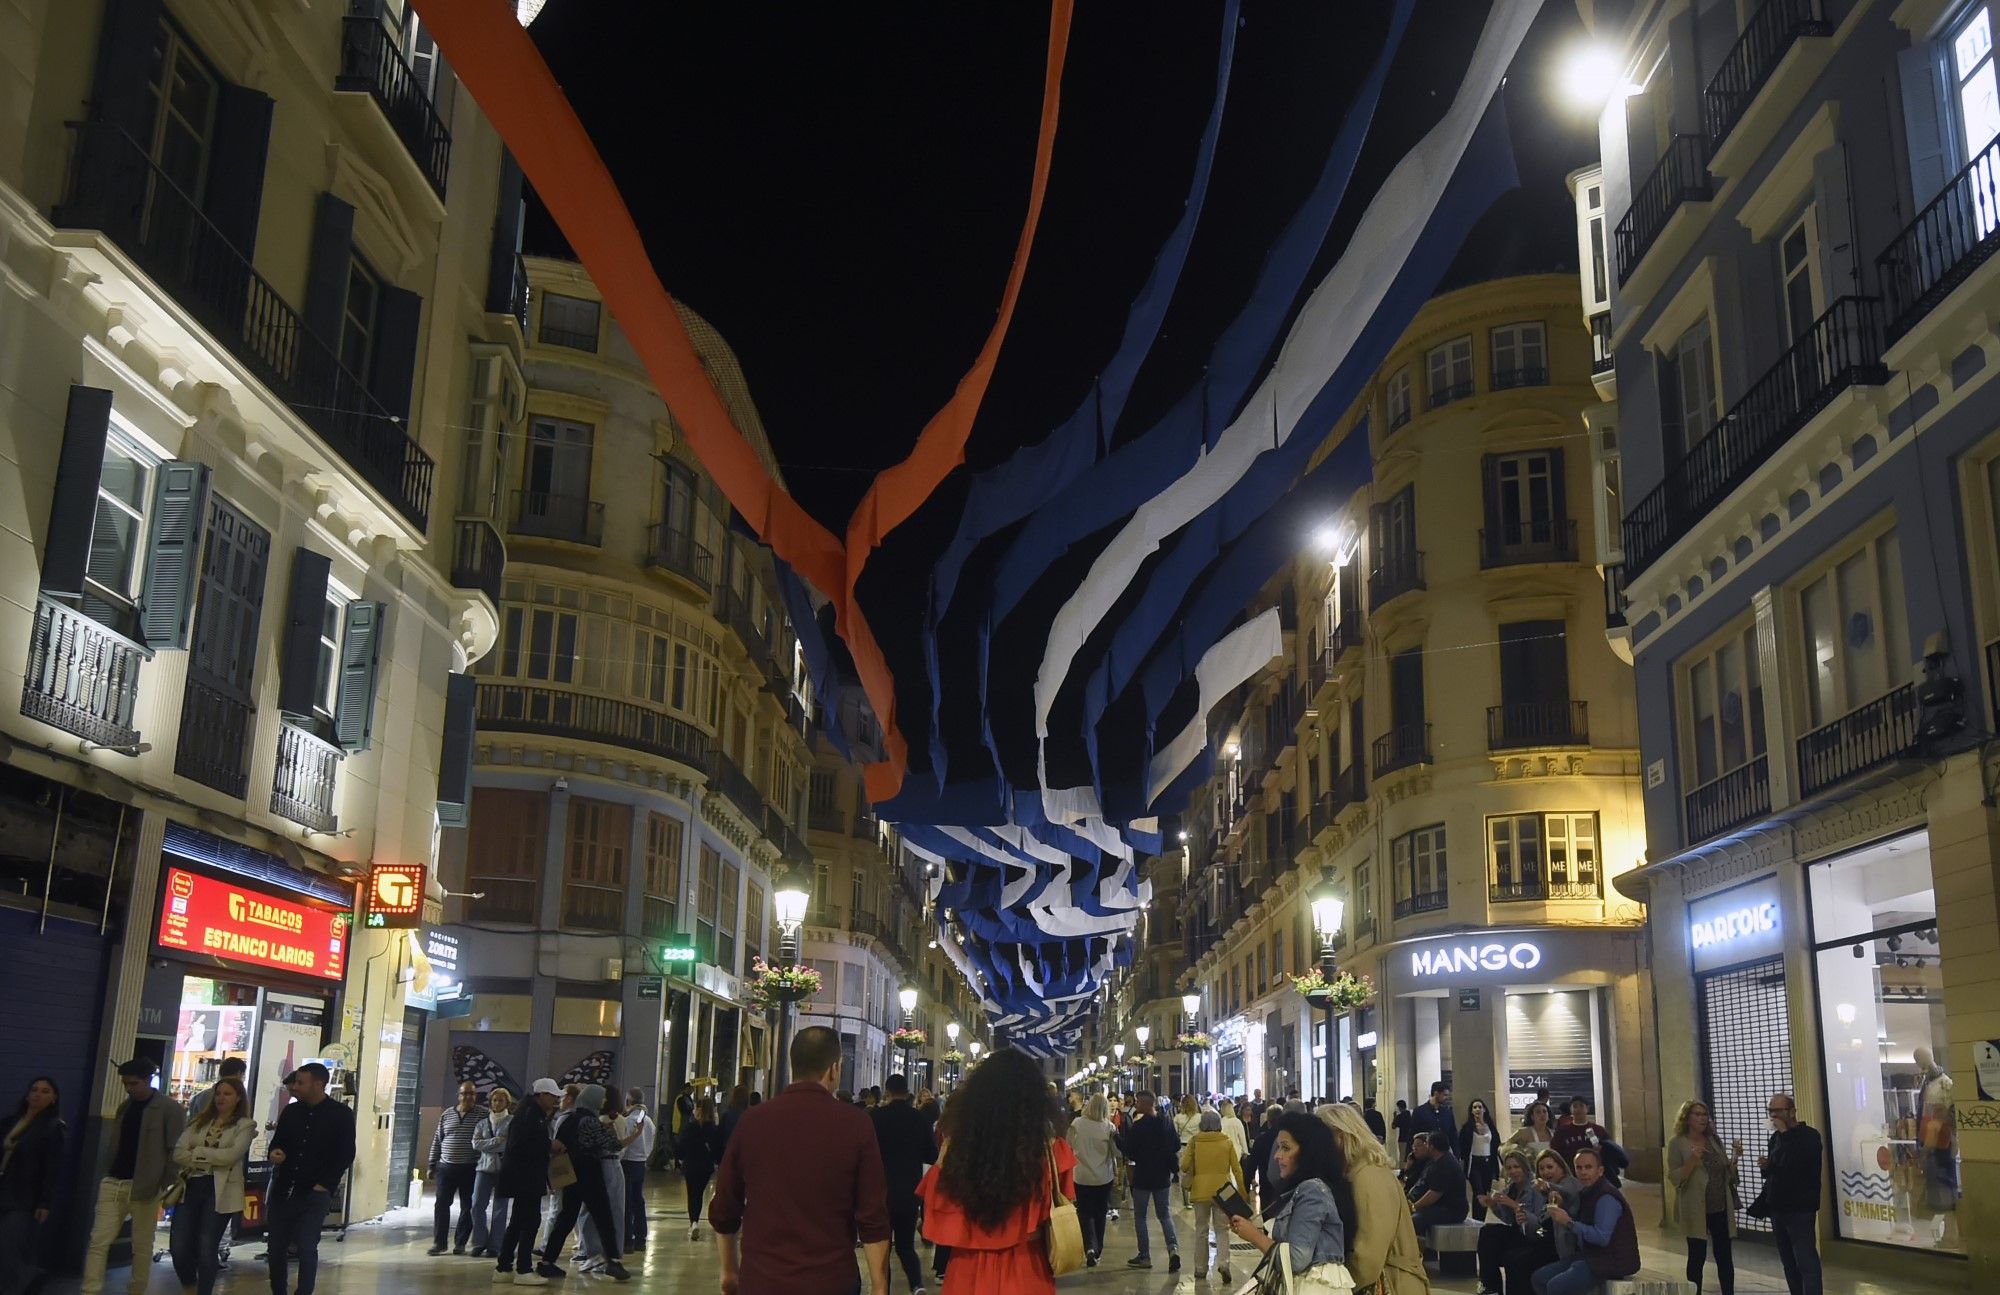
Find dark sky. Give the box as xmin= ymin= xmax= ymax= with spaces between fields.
xmin=522 ymin=2 xmax=1600 ymax=786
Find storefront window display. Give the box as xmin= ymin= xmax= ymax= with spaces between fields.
xmin=1810 ymin=833 xmax=1960 ymax=1254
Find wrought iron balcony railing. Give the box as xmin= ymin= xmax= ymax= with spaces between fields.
xmin=1703 ymin=0 xmax=1831 ymax=152
xmin=450 ymin=518 xmax=505 ymax=609
xmin=56 ymin=122 xmax=434 ymax=529
xmin=1428 ymin=378 xmax=1475 ymax=409
xmin=1491 ymin=365 xmax=1550 ymax=391
xmin=271 ymin=720 xmax=341 ymax=834
xmin=176 ymin=679 xmax=254 ymax=799
xmin=1796 ymin=683 xmax=1922 ymax=798
xmin=1614 ymin=134 xmax=1711 ymax=282
xmin=647 ymin=524 xmax=716 ymax=591
xmin=475 ymin=682 xmax=712 ymax=772
xmin=511 ymin=489 xmax=604 ymax=546
xmin=22 ymin=596 xmax=147 ymax=748
xmin=1369 ymin=549 xmax=1425 ymax=608
xmin=1684 ymin=755 xmax=1771 ymax=844
xmin=1372 ymin=723 xmax=1431 ymax=778
xmin=336 ymin=11 xmax=452 ymax=197
xmin=1622 ymin=296 xmax=1887 ymax=576
xmin=1487 ymin=700 xmax=1589 ymax=750
xmin=1481 ymin=518 xmax=1578 ymax=568
xmin=1489 ymin=874 xmax=1603 ymax=903
xmin=1393 ymin=887 xmax=1448 ymax=920
xmin=1879 ymin=136 xmax=2000 ymax=344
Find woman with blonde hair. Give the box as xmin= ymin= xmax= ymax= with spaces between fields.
xmin=1317 ymin=1101 xmax=1428 ymax=1294
xmin=169 ymin=1076 xmax=253 ymax=1295
xmin=1174 ymin=1095 xmax=1202 ymax=1206
xmin=1067 ymin=1094 xmax=1118 ymax=1267
xmin=1666 ymin=1099 xmax=1740 ymax=1295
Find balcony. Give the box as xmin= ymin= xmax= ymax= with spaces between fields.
xmin=1393 ymin=887 xmax=1448 ymax=920
xmin=336 ymin=11 xmax=452 ymax=197
xmin=1590 ymin=312 xmax=1615 ymax=376
xmin=489 ymin=253 xmax=530 ymax=332
xmin=1879 ymin=138 xmax=2000 ymax=345
xmin=475 ymin=682 xmax=713 ymax=772
xmin=1481 ymin=518 xmax=1578 ymax=568
xmin=1489 ymin=872 xmax=1603 ymax=903
xmin=1622 ymin=296 xmax=1887 ymax=576
xmin=450 ymin=518 xmax=505 ymax=609
xmin=176 ymin=679 xmax=253 ymax=799
xmin=1491 ymin=366 xmax=1550 ymax=391
xmin=271 ymin=720 xmax=342 ymax=834
xmin=1355 ymin=912 xmax=1377 ymax=943
xmin=1614 ymin=134 xmax=1711 ymax=282
xmin=647 ymin=524 xmax=716 ymax=592
xmin=56 ymin=123 xmax=435 ymax=530
xmin=1428 ymin=378 xmax=1474 ymax=409
xmin=21 ymin=596 xmax=147 ymax=748
xmin=809 ymin=804 xmax=847 ymax=834
xmin=712 ymin=754 xmax=814 ymax=869
xmin=1703 ymin=0 xmax=1831 ymax=153
xmin=1487 ymin=700 xmax=1589 ymax=751
xmin=1372 ymin=722 xmax=1431 ymax=778
xmin=1796 ymin=683 xmax=1922 ymax=798
xmin=1684 ymin=755 xmax=1771 ymax=844
xmin=511 ymin=489 xmax=604 ymax=546
xmin=1604 ymin=563 xmax=1629 ymax=629
xmin=1369 ymin=549 xmax=1425 ymax=608
xmin=560 ymin=883 xmax=622 ymax=933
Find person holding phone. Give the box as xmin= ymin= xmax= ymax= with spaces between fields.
xmin=1473 ymin=1150 xmax=1545 ymax=1295
xmin=1666 ymin=1100 xmax=1740 ymax=1295
xmin=1180 ymin=1110 xmax=1247 ymax=1283
xmin=1225 ymin=1113 xmax=1356 ymax=1292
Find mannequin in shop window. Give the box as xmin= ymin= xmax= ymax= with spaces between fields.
xmin=1913 ymin=1046 xmax=1959 ymax=1248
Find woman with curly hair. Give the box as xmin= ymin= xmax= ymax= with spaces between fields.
xmin=1226 ymin=1111 xmax=1356 ymax=1291
xmin=917 ymin=1049 xmax=1076 ymax=1294
xmin=1318 ymin=1101 xmax=1430 ymax=1295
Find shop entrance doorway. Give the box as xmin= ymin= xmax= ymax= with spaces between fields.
xmin=1697 ymin=956 xmax=1791 ymax=1235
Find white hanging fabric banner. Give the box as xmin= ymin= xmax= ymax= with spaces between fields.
xmin=1146 ymin=607 xmax=1285 ymax=806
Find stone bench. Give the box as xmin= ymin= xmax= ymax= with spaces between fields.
xmin=1420 ymin=1221 xmax=1482 ymax=1276
xmin=1605 ymin=1280 xmax=1696 ymax=1295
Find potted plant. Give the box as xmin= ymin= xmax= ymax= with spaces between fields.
xmin=747 ymin=957 xmax=822 ymax=1007
xmin=890 ymin=1027 xmax=929 ymax=1050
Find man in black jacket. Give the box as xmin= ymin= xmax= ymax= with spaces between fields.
xmin=1758 ymin=1093 xmax=1823 ymax=1295
xmin=265 ymin=1064 xmax=354 ymax=1295
xmin=870 ymin=1074 xmax=935 ymax=1293
xmin=495 ymin=1078 xmax=560 ymax=1283
xmin=1118 ymin=1091 xmax=1180 ymax=1273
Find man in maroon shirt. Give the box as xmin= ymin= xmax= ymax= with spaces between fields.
xmin=710 ymin=1025 xmax=891 ymax=1294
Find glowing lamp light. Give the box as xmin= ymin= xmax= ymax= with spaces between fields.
xmin=899 ymin=986 xmax=919 ymax=1015
xmin=773 ymin=879 xmax=809 ymax=929
xmin=1182 ymin=992 xmax=1201 ymax=1017
xmin=1135 ymin=1025 xmax=1150 ymax=1048
xmin=1312 ymin=524 xmax=1341 ymax=555
xmin=1310 ymin=887 xmax=1345 ymax=941
xmin=1561 ymin=43 xmax=1631 ymax=110
xmin=969 ymin=1041 xmax=983 ymax=1059
xmin=947 ymin=1022 xmax=960 ymax=1043
xmin=1113 ymin=1043 xmax=1125 ymax=1061
xmin=1097 ymin=1054 xmax=1107 ymax=1068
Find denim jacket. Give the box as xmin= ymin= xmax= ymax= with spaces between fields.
xmin=1268 ymin=1176 xmax=1347 ymax=1275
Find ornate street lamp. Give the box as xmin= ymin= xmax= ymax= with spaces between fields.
xmin=946 ymin=1021 xmax=961 ymax=1090
xmin=898 ymin=985 xmax=920 ymax=1079
xmin=769 ymin=868 xmax=812 ymax=1090
xmin=1308 ymin=872 xmax=1345 ymax=1103
xmin=1135 ymin=1024 xmax=1151 ymax=1094
xmin=1113 ymin=1042 xmax=1126 ymax=1096
xmin=1180 ymin=992 xmax=1205 ymax=1094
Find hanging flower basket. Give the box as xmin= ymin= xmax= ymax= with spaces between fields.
xmin=891 ymin=1027 xmax=929 ymax=1050
xmin=941 ymin=1048 xmax=966 ymax=1065
xmin=1293 ymin=969 xmax=1376 ymax=1011
xmin=747 ymin=957 xmax=821 ymax=1007
xmin=1175 ymin=1032 xmax=1213 ymax=1051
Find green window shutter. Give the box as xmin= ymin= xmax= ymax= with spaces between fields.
xmin=276 ymin=548 xmax=332 ymax=720
xmin=369 ymin=283 xmax=423 ymax=421
xmin=303 ymin=193 xmax=357 ymax=350
xmin=333 ymin=599 xmax=386 ymax=751
xmin=435 ymin=672 xmax=477 ymax=827
xmin=201 ymin=84 xmax=275 ymax=258
xmin=137 ymin=462 xmax=211 ymax=650
xmin=40 ymin=385 xmax=115 ymax=598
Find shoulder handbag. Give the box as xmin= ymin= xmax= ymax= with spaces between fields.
xmin=1043 ymin=1142 xmax=1085 ymax=1277
xmin=1251 ymin=1241 xmax=1357 ymax=1295
xmin=546 ymin=1147 xmax=578 ymax=1191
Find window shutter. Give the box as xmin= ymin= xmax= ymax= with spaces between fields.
xmin=369 ymin=283 xmax=422 ymax=421
xmin=1655 ymin=350 xmax=1684 ymax=459
xmin=333 ymin=599 xmax=386 ymax=751
xmin=302 ymin=192 xmax=357 ymax=350
xmin=201 ymin=84 xmax=274 ymax=257
xmin=76 ymin=0 xmax=165 ymax=213
xmin=436 ymin=672 xmax=477 ymax=827
xmin=1549 ymin=447 xmax=1569 ymax=523
xmin=485 ymin=149 xmax=524 ymax=314
xmin=276 ymin=548 xmax=332 ymax=720
xmin=137 ymin=462 xmax=211 ymax=650
xmin=40 ymin=385 xmax=115 ymax=598
xmin=1897 ymin=43 xmax=1952 ymax=210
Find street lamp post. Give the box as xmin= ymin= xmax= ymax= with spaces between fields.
xmin=946 ymin=1022 xmax=961 ymax=1090
xmin=1308 ymin=873 xmax=1345 ymax=1105
xmin=968 ymin=1040 xmax=983 ymax=1067
xmin=1135 ymin=1024 xmax=1150 ymax=1094
xmin=1181 ymin=992 xmax=1203 ymax=1095
xmin=1112 ymin=1043 xmax=1126 ymax=1096
xmin=898 ymin=985 xmax=919 ymax=1081
xmin=770 ymin=870 xmax=811 ymax=1091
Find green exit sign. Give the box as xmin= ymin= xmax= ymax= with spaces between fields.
xmin=659 ymin=945 xmax=696 ymax=963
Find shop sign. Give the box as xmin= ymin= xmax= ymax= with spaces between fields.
xmin=1355 ymin=1031 xmax=1378 ymax=1050
xmin=1409 ymin=939 xmax=1543 ymax=980
xmin=637 ymin=977 xmax=664 ymax=1000
xmin=1457 ymin=988 xmax=1483 ymax=1012
xmin=157 ymin=868 xmax=346 ymax=981
xmin=1687 ymin=877 xmax=1784 ymax=972
xmin=364 ymin=863 xmax=425 ymax=929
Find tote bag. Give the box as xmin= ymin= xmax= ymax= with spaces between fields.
xmin=546 ymin=1148 xmax=578 ymax=1191
xmin=1043 ymin=1143 xmax=1086 ymax=1276
xmin=1245 ymin=1239 xmax=1356 ymax=1295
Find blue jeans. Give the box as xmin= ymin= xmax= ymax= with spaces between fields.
xmin=1532 ymin=1255 xmax=1600 ymax=1295
xmin=265 ymin=1189 xmax=334 ymax=1295
xmin=1771 ymin=1210 xmax=1823 ymax=1295
xmin=168 ymin=1176 xmax=235 ymax=1295
xmin=1132 ymin=1185 xmax=1177 ymax=1259
xmin=472 ymin=1171 xmax=506 ymax=1250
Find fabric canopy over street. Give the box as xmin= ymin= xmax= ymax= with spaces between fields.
xmin=416 ymin=0 xmax=1544 ymax=1051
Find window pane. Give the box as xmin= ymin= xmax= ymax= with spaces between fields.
xmin=1802 ymin=577 xmax=1839 ymax=726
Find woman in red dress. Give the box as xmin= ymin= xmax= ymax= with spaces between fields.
xmin=917 ymin=1049 xmax=1077 ymax=1295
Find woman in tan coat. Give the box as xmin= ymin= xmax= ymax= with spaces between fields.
xmin=1665 ymin=1099 xmax=1740 ymax=1295
xmin=1320 ymin=1102 xmax=1429 ymax=1294
xmin=1179 ymin=1110 xmax=1248 ymax=1282
xmin=169 ymin=1077 xmax=255 ymax=1295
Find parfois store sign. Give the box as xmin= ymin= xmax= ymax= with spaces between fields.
xmin=1687 ymin=876 xmax=1784 ymax=973
xmin=157 ymin=867 xmax=347 ymax=981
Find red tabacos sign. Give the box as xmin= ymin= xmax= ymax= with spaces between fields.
xmin=157 ymin=867 xmax=348 ymax=981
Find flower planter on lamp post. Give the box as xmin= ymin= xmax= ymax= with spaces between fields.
xmin=896 ymin=986 xmax=921 ymax=1079
xmin=1308 ymin=875 xmax=1344 ymax=1104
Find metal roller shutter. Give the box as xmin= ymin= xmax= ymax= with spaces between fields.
xmin=1698 ymin=958 xmax=1792 ymax=1235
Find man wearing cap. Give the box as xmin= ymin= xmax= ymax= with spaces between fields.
xmin=264 ymin=1063 xmax=355 ymax=1295
xmin=536 ymin=1085 xmax=629 ymax=1281
xmin=495 ymin=1078 xmax=563 ymax=1285
xmin=81 ymin=1059 xmax=185 ymax=1295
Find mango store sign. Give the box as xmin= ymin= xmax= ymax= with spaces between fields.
xmin=1688 ymin=877 xmax=1784 ymax=972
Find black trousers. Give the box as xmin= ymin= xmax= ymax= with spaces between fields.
xmin=264 ymin=1189 xmax=333 ymax=1295
xmin=1476 ymin=1221 xmax=1538 ymax=1294
xmin=683 ymin=1167 xmax=712 ymax=1222
xmin=496 ymin=1191 xmax=543 ymax=1275
xmin=888 ymin=1205 xmax=923 ymax=1293
xmin=1467 ymin=1156 xmax=1498 ymax=1221
xmin=1505 ymin=1232 xmax=1559 ymax=1295
xmin=541 ymin=1171 xmax=619 ymax=1269
xmin=621 ymin=1161 xmax=647 ymax=1246
xmin=1075 ymin=1182 xmax=1111 ymax=1258
xmin=433 ymin=1163 xmax=478 ymax=1248
xmin=1686 ymin=1212 xmax=1736 ymax=1295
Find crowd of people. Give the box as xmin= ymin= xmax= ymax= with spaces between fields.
xmin=0 ymin=1046 xmax=1834 ymax=1295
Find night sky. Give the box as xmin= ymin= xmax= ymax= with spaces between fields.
xmin=521 ymin=1 xmax=1601 ymax=783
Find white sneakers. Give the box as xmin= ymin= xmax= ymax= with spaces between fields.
xmin=514 ymin=1273 xmax=549 ymax=1286
xmin=493 ymin=1272 xmax=513 ymax=1285
xmin=688 ymin=1223 xmax=700 ymax=1241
